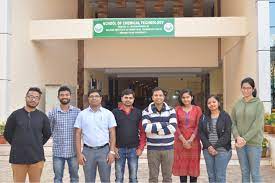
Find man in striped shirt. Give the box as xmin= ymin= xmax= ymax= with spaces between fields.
xmin=142 ymin=87 xmax=177 ymax=183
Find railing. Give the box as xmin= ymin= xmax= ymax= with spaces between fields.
xmin=89 ymin=0 xmax=214 ymax=18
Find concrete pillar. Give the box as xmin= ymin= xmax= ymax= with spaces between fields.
xmin=257 ymin=0 xmax=271 ymax=112
xmin=0 ymin=0 xmax=11 ymax=121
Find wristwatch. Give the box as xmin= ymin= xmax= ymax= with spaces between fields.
xmin=109 ymin=150 xmax=116 ymax=155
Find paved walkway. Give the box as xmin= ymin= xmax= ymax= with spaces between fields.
xmin=1 ymin=139 xmax=275 ymax=182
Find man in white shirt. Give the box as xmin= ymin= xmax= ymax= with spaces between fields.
xmin=74 ymin=89 xmax=117 ymax=183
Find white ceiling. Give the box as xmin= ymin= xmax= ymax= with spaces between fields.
xmin=90 ymin=67 xmax=214 ymax=77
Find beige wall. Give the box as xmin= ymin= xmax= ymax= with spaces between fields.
xmin=85 ymin=38 xmax=218 ymax=68
xmin=209 ymin=67 xmax=223 ymax=95
xmin=221 ymin=0 xmax=257 ymax=112
xmin=175 ymin=17 xmax=247 ymax=37
xmin=10 ymin=0 xmax=77 ymax=112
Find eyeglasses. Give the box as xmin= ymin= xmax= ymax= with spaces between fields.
xmin=26 ymin=95 xmax=40 ymax=100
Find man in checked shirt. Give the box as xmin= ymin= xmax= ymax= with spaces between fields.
xmin=48 ymin=86 xmax=81 ymax=183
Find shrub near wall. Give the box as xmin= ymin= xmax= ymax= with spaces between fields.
xmin=0 ymin=121 xmax=7 ymax=144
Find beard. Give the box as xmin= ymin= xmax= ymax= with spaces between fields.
xmin=60 ymin=98 xmax=70 ymax=105
xmin=26 ymin=102 xmax=38 ymax=109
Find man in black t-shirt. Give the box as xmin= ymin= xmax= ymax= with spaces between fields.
xmin=112 ymin=89 xmax=146 ymax=183
xmin=4 ymin=87 xmax=51 ymax=183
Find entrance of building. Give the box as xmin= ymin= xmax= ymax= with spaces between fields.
xmin=108 ymin=77 xmax=158 ymax=109
xmin=86 ymin=68 xmax=213 ymax=111
xmin=109 ymin=75 xmax=209 ymax=111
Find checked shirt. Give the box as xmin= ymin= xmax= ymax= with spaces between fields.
xmin=48 ymin=105 xmax=80 ymax=158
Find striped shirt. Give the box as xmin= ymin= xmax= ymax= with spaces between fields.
xmin=142 ymin=102 xmax=177 ymax=150
xmin=208 ymin=118 xmax=226 ymax=152
xmin=48 ymin=106 xmax=80 ymax=158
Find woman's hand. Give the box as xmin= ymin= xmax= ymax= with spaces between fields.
xmin=235 ymin=136 xmax=246 ymax=148
xmin=208 ymin=146 xmax=218 ymax=156
xmin=186 ymin=134 xmax=195 ymax=145
xmin=182 ymin=141 xmax=192 ymax=149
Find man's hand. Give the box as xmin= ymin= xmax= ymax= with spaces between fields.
xmin=158 ymin=129 xmax=165 ymax=136
xmin=77 ymin=153 xmax=86 ymax=165
xmin=114 ymin=147 xmax=120 ymax=159
xmin=107 ymin=152 xmax=115 ymax=165
xmin=136 ymin=148 xmax=143 ymax=156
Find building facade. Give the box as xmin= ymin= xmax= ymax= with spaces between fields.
xmin=0 ymin=0 xmax=272 ymax=120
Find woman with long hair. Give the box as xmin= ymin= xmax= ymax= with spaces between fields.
xmin=199 ymin=95 xmax=232 ymax=183
xmin=172 ymin=89 xmax=202 ymax=183
xmin=231 ymin=77 xmax=264 ymax=182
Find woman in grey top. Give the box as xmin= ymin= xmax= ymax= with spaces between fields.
xmin=199 ymin=95 xmax=232 ymax=183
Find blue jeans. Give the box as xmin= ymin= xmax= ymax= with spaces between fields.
xmin=53 ymin=156 xmax=79 ymax=183
xmin=203 ymin=149 xmax=232 ymax=183
xmin=236 ymin=145 xmax=262 ymax=183
xmin=82 ymin=145 xmax=111 ymax=183
xmin=115 ymin=147 xmax=139 ymax=183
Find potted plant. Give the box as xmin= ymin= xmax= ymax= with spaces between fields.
xmin=272 ymin=121 xmax=275 ymax=134
xmin=262 ymin=138 xmax=269 ymax=158
xmin=264 ymin=113 xmax=272 ymax=133
xmin=271 ymin=113 xmax=275 ymax=134
xmin=0 ymin=121 xmax=7 ymax=144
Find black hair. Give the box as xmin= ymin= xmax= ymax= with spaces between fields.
xmin=178 ymin=88 xmax=195 ymax=106
xmin=58 ymin=86 xmax=71 ymax=95
xmin=26 ymin=87 xmax=42 ymax=95
xmin=121 ymin=89 xmax=135 ymax=98
xmin=152 ymin=87 xmax=166 ymax=96
xmin=241 ymin=77 xmax=257 ymax=97
xmin=88 ymin=89 xmax=102 ymax=97
xmin=205 ymin=95 xmax=222 ymax=117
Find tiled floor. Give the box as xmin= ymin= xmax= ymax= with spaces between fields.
xmin=1 ymin=140 xmax=275 ymax=182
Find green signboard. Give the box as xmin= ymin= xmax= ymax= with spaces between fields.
xmin=93 ymin=18 xmax=175 ymax=38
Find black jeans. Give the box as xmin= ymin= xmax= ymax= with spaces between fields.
xmin=180 ymin=176 xmax=197 ymax=183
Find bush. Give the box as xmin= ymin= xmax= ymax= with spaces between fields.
xmin=0 ymin=121 xmax=5 ymax=135
xmin=262 ymin=138 xmax=268 ymax=149
xmin=264 ymin=113 xmax=271 ymax=125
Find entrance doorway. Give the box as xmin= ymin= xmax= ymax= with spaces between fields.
xmin=107 ymin=75 xmax=209 ymax=111
xmin=85 ymin=68 xmax=215 ymax=111
xmin=109 ymin=77 xmax=158 ymax=109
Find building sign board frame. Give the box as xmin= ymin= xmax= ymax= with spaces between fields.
xmin=93 ymin=18 xmax=175 ymax=38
